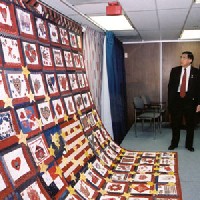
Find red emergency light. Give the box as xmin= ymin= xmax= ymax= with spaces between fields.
xmin=106 ymin=1 xmax=122 ymax=16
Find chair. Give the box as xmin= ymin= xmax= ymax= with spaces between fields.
xmin=133 ymin=96 xmax=162 ymax=139
xmin=141 ymin=95 xmax=166 ymax=125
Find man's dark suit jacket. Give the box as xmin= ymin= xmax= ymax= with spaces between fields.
xmin=168 ymin=66 xmax=200 ymax=113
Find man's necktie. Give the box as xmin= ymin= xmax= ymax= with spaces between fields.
xmin=180 ymin=68 xmax=186 ymax=98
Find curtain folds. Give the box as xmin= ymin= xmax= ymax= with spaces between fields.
xmin=106 ymin=31 xmax=127 ymax=144
xmin=83 ymin=26 xmax=104 ymax=115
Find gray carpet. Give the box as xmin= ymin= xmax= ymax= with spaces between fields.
xmin=120 ymin=123 xmax=200 ymax=200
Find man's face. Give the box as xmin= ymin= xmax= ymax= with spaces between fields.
xmin=180 ymin=54 xmax=192 ymax=67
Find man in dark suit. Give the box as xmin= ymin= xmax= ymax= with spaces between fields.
xmin=168 ymin=51 xmax=200 ymax=152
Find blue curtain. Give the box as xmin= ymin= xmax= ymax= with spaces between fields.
xmin=106 ymin=31 xmax=127 ymax=144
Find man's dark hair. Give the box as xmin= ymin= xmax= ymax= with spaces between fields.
xmin=182 ymin=51 xmax=194 ymax=64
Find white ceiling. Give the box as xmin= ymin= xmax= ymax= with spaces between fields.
xmin=40 ymin=0 xmax=200 ymax=43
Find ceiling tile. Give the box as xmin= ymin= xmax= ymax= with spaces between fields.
xmin=139 ymin=30 xmax=161 ymax=41
xmin=156 ymin=0 xmax=192 ymax=10
xmin=184 ymin=7 xmax=200 ymax=29
xmin=161 ymin=30 xmax=181 ymax=40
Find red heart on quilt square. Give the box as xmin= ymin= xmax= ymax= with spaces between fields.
xmin=11 ymin=157 xmax=21 ymax=170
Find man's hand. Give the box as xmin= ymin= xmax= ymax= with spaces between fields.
xmin=196 ymin=105 xmax=200 ymax=112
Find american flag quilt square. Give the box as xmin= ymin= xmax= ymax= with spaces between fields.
xmin=68 ymin=73 xmax=79 ymax=92
xmin=63 ymin=96 xmax=76 ymax=116
xmin=74 ymin=180 xmax=97 ymax=199
xmin=59 ymin=27 xmax=70 ymax=47
xmin=57 ymin=73 xmax=70 ymax=95
xmin=29 ymin=72 xmax=47 ymax=100
xmin=15 ymin=6 xmax=36 ymax=39
xmin=0 ymin=109 xmax=19 ymax=150
xmin=48 ymin=22 xmax=60 ymax=45
xmin=74 ymin=94 xmax=84 ymax=111
xmin=73 ymin=53 xmax=81 ymax=69
xmin=44 ymin=125 xmax=65 ymax=159
xmin=69 ymin=31 xmax=78 ymax=49
xmin=0 ymin=2 xmax=18 ymax=35
xmin=15 ymin=103 xmax=40 ymax=137
xmin=51 ymin=98 xmax=65 ymax=123
xmin=45 ymin=73 xmax=59 ymax=97
xmin=0 ymin=161 xmax=13 ymax=199
xmin=39 ymin=45 xmax=54 ymax=70
xmin=35 ymin=17 xmax=49 ymax=43
xmin=1 ymin=144 xmax=36 ymax=188
xmin=19 ymin=179 xmax=51 ymax=200
xmin=63 ymin=50 xmax=75 ymax=69
xmin=39 ymin=163 xmax=68 ymax=199
xmin=81 ymin=93 xmax=91 ymax=109
xmin=27 ymin=134 xmax=53 ymax=166
xmin=52 ymin=48 xmax=65 ymax=69
xmin=5 ymin=71 xmax=30 ymax=105
xmin=77 ymin=73 xmax=86 ymax=89
xmin=157 ymin=184 xmax=179 ymax=196
xmin=0 ymin=36 xmax=24 ymax=68
xmin=37 ymin=101 xmax=55 ymax=130
xmin=104 ymin=182 xmax=127 ymax=194
xmin=21 ymin=40 xmax=41 ymax=70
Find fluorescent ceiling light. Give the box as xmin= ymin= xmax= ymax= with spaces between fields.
xmin=90 ymin=15 xmax=134 ymax=31
xmin=194 ymin=0 xmax=200 ymax=3
xmin=180 ymin=30 xmax=200 ymax=39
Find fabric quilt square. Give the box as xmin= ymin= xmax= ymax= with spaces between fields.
xmin=82 ymin=93 xmax=91 ymax=109
xmin=120 ymin=157 xmax=136 ymax=164
xmin=140 ymin=158 xmax=155 ymax=165
xmin=87 ymin=112 xmax=96 ymax=127
xmin=160 ymin=152 xmax=175 ymax=158
xmin=77 ymin=73 xmax=86 ymax=89
xmin=15 ymin=7 xmax=36 ymax=39
xmin=19 ymin=179 xmax=51 ymax=200
xmin=157 ymin=184 xmax=178 ymax=195
xmin=123 ymin=151 xmax=138 ymax=157
xmin=80 ymin=114 xmax=90 ymax=132
xmin=22 ymin=41 xmax=41 ymax=70
xmin=6 ymin=71 xmax=30 ymax=104
xmin=35 ymin=17 xmax=49 ymax=43
xmin=85 ymin=169 xmax=104 ymax=188
xmin=83 ymin=74 xmax=89 ymax=87
xmin=79 ymin=54 xmax=85 ymax=69
xmin=104 ymin=182 xmax=126 ymax=194
xmin=45 ymin=73 xmax=59 ymax=97
xmin=48 ymin=22 xmax=60 ymax=45
xmin=0 ymin=2 xmax=18 ymax=35
xmin=87 ymin=91 xmax=94 ymax=105
xmin=74 ymin=180 xmax=97 ymax=199
xmin=99 ymin=151 xmax=113 ymax=167
xmin=59 ymin=27 xmax=70 ymax=47
xmin=160 ymin=158 xmax=175 ymax=165
xmin=15 ymin=104 xmax=40 ymax=137
xmin=158 ymin=175 xmax=176 ymax=183
xmin=37 ymin=101 xmax=54 ymax=129
xmin=51 ymin=98 xmax=65 ymax=123
xmin=159 ymin=165 xmax=175 ymax=173
xmin=115 ymin=164 xmax=132 ymax=172
xmin=0 ymin=36 xmax=24 ymax=68
xmin=68 ymin=73 xmax=79 ymax=91
xmin=2 ymin=145 xmax=36 ymax=187
xmin=142 ymin=152 xmax=157 ymax=157
xmin=104 ymin=146 xmax=118 ymax=160
xmin=111 ymin=173 xmax=128 ymax=182
xmin=128 ymin=197 xmax=152 ymax=200
xmin=73 ymin=53 xmax=81 ymax=69
xmin=39 ymin=45 xmax=54 ymax=70
xmin=109 ymin=141 xmax=121 ymax=153
xmin=129 ymin=184 xmax=151 ymax=195
xmin=63 ymin=96 xmax=76 ymax=116
xmin=57 ymin=73 xmax=70 ymax=95
xmin=39 ymin=163 xmax=68 ymax=199
xmin=64 ymin=50 xmax=74 ymax=69
xmin=0 ymin=109 xmax=19 ymax=150
xmin=69 ymin=31 xmax=78 ymax=49
xmin=136 ymin=165 xmax=153 ymax=173
xmin=29 ymin=72 xmax=46 ymax=100
xmin=65 ymin=194 xmax=82 ymax=200
xmin=52 ymin=48 xmax=64 ymax=69
xmin=0 ymin=161 xmax=13 ymax=199
xmin=0 ymin=72 xmax=9 ymax=108
xmin=99 ymin=195 xmax=123 ymax=200
xmin=132 ymin=174 xmax=152 ymax=182
xmin=74 ymin=94 xmax=84 ymax=111
xmin=27 ymin=134 xmax=52 ymax=166
xmin=94 ymin=130 xmax=105 ymax=144
xmin=44 ymin=125 xmax=65 ymax=159
xmin=92 ymin=159 xmax=108 ymax=176
xmin=76 ymin=35 xmax=82 ymax=50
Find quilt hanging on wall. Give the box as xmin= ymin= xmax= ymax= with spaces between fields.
xmin=0 ymin=0 xmax=182 ymax=199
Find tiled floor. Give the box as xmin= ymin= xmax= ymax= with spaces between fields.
xmin=120 ymin=123 xmax=200 ymax=200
